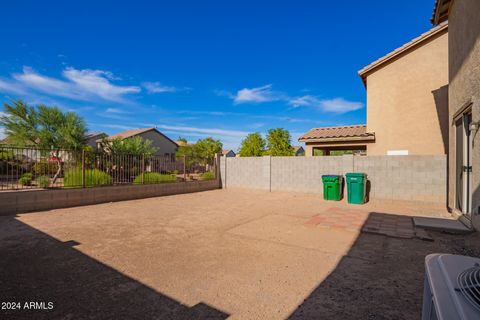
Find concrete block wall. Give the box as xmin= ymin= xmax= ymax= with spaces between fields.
xmin=221 ymin=155 xmax=447 ymax=204
xmin=0 ymin=179 xmax=220 ymax=216
xmin=220 ymin=157 xmax=269 ymax=190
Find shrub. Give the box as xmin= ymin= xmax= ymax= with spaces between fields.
xmin=64 ymin=169 xmax=112 ymax=188
xmin=33 ymin=161 xmax=58 ymax=176
xmin=200 ymin=171 xmax=215 ymax=181
xmin=134 ymin=172 xmax=177 ymax=184
xmin=18 ymin=172 xmax=33 ymax=186
xmin=36 ymin=175 xmax=50 ymax=188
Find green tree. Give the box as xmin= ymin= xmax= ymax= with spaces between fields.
xmin=0 ymin=100 xmax=88 ymax=183
xmin=194 ymin=137 xmax=222 ymax=159
xmin=265 ymin=128 xmax=294 ymax=156
xmin=0 ymin=100 xmax=87 ymax=149
xmin=239 ymin=132 xmax=265 ymax=157
xmin=99 ymin=136 xmax=158 ymax=156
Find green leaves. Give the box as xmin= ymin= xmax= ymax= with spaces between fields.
xmin=238 ymin=128 xmax=294 ymax=157
xmin=239 ymin=132 xmax=266 ymax=157
xmin=100 ymin=136 xmax=158 ymax=156
xmin=0 ymin=100 xmax=87 ymax=150
xmin=175 ymin=137 xmax=222 ymax=164
xmin=265 ymin=128 xmax=294 ymax=156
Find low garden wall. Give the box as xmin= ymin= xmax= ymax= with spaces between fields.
xmin=0 ymin=179 xmax=220 ymax=216
xmin=220 ymin=155 xmax=447 ymax=204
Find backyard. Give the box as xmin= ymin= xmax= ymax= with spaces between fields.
xmin=1 ymin=188 xmax=478 ymax=319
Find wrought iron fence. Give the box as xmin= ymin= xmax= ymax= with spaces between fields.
xmin=0 ymin=145 xmax=217 ymax=191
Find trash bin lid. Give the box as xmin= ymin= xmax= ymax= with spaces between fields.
xmin=322 ymin=175 xmax=342 ymax=181
xmin=345 ymin=172 xmax=366 ymax=177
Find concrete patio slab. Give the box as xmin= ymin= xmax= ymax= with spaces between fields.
xmin=413 ymin=216 xmax=472 ymax=234
xmin=0 ymin=188 xmax=478 ymax=319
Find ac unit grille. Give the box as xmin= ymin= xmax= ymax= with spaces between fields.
xmin=457 ymin=264 xmax=480 ymax=311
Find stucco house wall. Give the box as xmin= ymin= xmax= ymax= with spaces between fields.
xmin=364 ymin=30 xmax=449 ymax=156
xmin=447 ymin=0 xmax=480 ymax=229
xmin=137 ymin=130 xmax=178 ymax=156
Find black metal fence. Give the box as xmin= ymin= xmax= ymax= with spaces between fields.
xmin=0 ymin=145 xmax=217 ymax=191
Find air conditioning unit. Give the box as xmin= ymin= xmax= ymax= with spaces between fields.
xmin=423 ymin=254 xmax=480 ymax=320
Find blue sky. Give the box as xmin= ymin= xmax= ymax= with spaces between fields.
xmin=0 ymin=0 xmax=436 ymax=150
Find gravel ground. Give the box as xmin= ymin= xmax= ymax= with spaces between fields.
xmin=0 ymin=189 xmax=478 ymax=319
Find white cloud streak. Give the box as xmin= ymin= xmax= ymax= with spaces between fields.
xmin=155 ymin=124 xmax=249 ymax=138
xmin=0 ymin=66 xmax=142 ymax=104
xmin=142 ymin=81 xmax=178 ymax=93
xmin=233 ymin=84 xmax=285 ymax=104
xmin=289 ymin=95 xmax=363 ymax=113
xmin=224 ymin=84 xmax=363 ymax=114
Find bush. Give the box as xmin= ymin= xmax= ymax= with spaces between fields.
xmin=200 ymin=171 xmax=215 ymax=181
xmin=64 ymin=169 xmax=112 ymax=188
xmin=18 ymin=172 xmax=33 ymax=186
xmin=33 ymin=161 xmax=58 ymax=176
xmin=36 ymin=175 xmax=50 ymax=188
xmin=134 ymin=172 xmax=177 ymax=184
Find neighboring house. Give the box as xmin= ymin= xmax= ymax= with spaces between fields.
xmin=222 ymin=149 xmax=236 ymax=157
xmin=299 ymin=125 xmax=374 ymax=156
xmin=299 ymin=23 xmax=449 ymax=157
xmin=99 ymin=128 xmax=179 ymax=156
xmin=432 ymin=0 xmax=480 ymax=230
xmin=293 ymin=146 xmax=305 ymax=156
xmin=85 ymin=132 xmax=106 ymax=150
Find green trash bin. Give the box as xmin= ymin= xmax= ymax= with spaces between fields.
xmin=346 ymin=173 xmax=367 ymax=204
xmin=321 ymin=175 xmax=343 ymax=201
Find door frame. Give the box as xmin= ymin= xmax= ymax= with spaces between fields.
xmin=454 ymin=106 xmax=473 ymax=221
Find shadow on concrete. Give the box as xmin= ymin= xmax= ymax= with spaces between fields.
xmin=0 ymin=216 xmax=229 ymax=320
xmin=288 ymin=211 xmax=479 ymax=319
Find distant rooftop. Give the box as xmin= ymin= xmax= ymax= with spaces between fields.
xmin=299 ymin=125 xmax=374 ymax=142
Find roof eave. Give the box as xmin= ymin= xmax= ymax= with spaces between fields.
xmin=298 ymin=135 xmax=375 ymax=143
xmin=358 ymin=22 xmax=448 ymax=84
xmin=431 ymin=0 xmax=453 ymax=25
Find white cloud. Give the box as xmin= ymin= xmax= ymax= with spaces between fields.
xmin=142 ymin=81 xmax=178 ymax=93
xmin=318 ymin=98 xmax=364 ymax=113
xmin=233 ymin=84 xmax=284 ymax=104
xmin=224 ymin=85 xmax=363 ymax=114
xmin=0 ymin=66 xmax=141 ymax=103
xmin=155 ymin=124 xmax=249 ymax=138
xmin=289 ymin=95 xmax=363 ymax=113
xmin=105 ymin=108 xmax=131 ymax=114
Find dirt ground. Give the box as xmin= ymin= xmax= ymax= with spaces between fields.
xmin=0 ymin=189 xmax=479 ymax=319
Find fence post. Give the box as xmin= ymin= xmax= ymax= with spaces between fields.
xmin=183 ymin=155 xmax=187 ymax=182
xmin=82 ymin=149 xmax=86 ymax=188
xmin=141 ymin=153 xmax=145 ymax=184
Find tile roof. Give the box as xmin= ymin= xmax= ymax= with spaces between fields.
xmin=431 ymin=0 xmax=452 ymax=25
xmin=85 ymin=132 xmax=105 ymax=139
xmin=102 ymin=127 xmax=179 ymax=146
xmin=358 ymin=22 xmax=448 ymax=84
xmin=107 ymin=128 xmax=155 ymax=139
xmin=298 ymin=125 xmax=374 ymax=141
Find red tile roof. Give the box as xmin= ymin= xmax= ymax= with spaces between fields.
xmin=298 ymin=125 xmax=374 ymax=142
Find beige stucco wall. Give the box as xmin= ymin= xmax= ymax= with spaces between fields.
xmin=447 ymin=0 xmax=480 ymax=229
xmin=365 ymin=31 xmax=449 ymax=156
xmin=138 ymin=130 xmax=178 ymax=156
